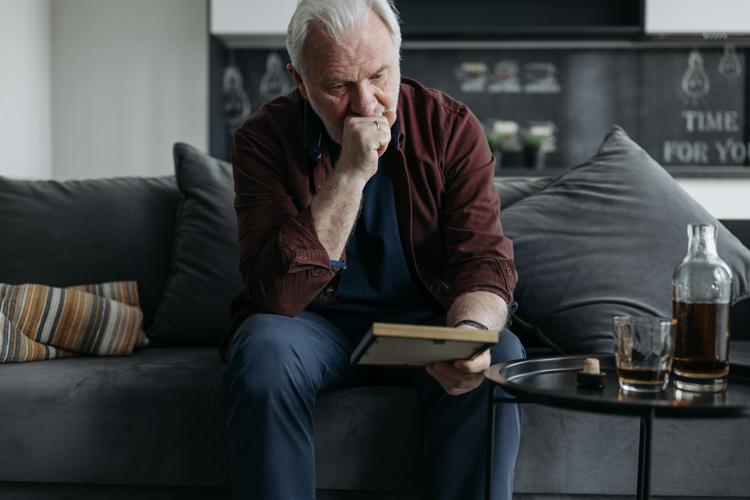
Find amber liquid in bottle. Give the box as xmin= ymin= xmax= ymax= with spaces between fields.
xmin=673 ymin=301 xmax=731 ymax=379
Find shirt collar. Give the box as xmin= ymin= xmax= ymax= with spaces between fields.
xmin=304 ymin=100 xmax=323 ymax=162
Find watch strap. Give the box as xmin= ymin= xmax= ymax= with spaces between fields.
xmin=453 ymin=319 xmax=489 ymax=330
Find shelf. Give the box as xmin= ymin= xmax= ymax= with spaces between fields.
xmin=494 ymin=166 xmax=750 ymax=179
xmin=402 ymin=37 xmax=750 ymax=50
xmin=663 ymin=166 xmax=750 ymax=178
xmin=402 ymin=26 xmax=643 ymax=41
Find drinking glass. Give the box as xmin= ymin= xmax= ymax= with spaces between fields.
xmin=614 ymin=315 xmax=675 ymax=393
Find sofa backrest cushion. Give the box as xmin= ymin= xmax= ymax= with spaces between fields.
xmin=499 ymin=125 xmax=750 ymax=354
xmin=495 ymin=177 xmax=554 ymax=209
xmin=0 ymin=175 xmax=180 ymax=329
xmin=146 ymin=143 xmax=243 ymax=344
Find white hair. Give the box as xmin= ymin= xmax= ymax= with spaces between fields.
xmin=286 ymin=0 xmax=401 ymax=78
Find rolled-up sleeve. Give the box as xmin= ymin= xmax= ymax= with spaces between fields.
xmin=440 ymin=107 xmax=517 ymax=305
xmin=231 ymin=121 xmax=333 ymax=317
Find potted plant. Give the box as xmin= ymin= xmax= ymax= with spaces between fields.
xmin=522 ymin=124 xmax=554 ymax=170
xmin=486 ymin=120 xmax=522 ymax=172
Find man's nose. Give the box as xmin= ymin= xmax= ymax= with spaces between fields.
xmin=350 ymin=83 xmax=380 ymax=117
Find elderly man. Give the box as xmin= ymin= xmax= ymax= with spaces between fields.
xmin=221 ymin=0 xmax=525 ymax=499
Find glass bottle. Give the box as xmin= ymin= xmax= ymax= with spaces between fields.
xmin=672 ymin=223 xmax=733 ymax=392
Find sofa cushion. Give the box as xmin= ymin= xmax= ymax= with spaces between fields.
xmin=0 ymin=175 xmax=180 ymax=329
xmin=495 ymin=177 xmax=554 ymax=209
xmin=0 ymin=344 xmax=747 ymax=494
xmin=0 ymin=347 xmax=423 ymax=491
xmin=501 ymin=126 xmax=750 ymax=353
xmin=0 ymin=347 xmax=230 ymax=487
xmin=147 ymin=143 xmax=243 ymax=344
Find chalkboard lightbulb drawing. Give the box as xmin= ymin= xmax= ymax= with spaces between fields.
xmin=681 ymin=50 xmax=710 ymax=101
xmin=260 ymin=53 xmax=292 ymax=101
xmin=223 ymin=64 xmax=252 ymax=132
xmin=718 ymin=44 xmax=742 ymax=81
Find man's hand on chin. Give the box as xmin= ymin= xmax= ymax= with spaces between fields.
xmin=425 ymin=347 xmax=491 ymax=397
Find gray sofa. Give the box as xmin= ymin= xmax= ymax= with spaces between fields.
xmin=1 ymin=130 xmax=749 ymax=499
xmin=0 ymin=338 xmax=748 ymax=500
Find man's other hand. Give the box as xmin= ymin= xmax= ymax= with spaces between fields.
xmin=425 ymin=348 xmax=490 ymax=396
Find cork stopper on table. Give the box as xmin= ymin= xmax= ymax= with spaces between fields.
xmin=577 ymin=357 xmax=606 ymax=389
xmin=582 ymin=357 xmax=600 ymax=374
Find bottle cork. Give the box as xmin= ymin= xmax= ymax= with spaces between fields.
xmin=577 ymin=357 xmax=606 ymax=389
xmin=582 ymin=357 xmax=600 ymax=374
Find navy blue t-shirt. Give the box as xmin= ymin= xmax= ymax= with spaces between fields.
xmin=308 ymin=128 xmax=442 ymax=335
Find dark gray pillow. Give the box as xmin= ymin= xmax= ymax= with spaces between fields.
xmin=147 ymin=143 xmax=243 ymax=344
xmin=501 ymin=126 xmax=750 ymax=354
xmin=0 ymin=175 xmax=180 ymax=329
xmin=495 ymin=177 xmax=554 ymax=209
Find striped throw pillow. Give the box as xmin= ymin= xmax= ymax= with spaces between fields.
xmin=0 ymin=281 xmax=147 ymax=362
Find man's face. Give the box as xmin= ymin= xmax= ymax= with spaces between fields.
xmin=290 ymin=9 xmax=400 ymax=144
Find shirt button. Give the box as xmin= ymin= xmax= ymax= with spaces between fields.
xmin=326 ymin=287 xmax=334 ymax=294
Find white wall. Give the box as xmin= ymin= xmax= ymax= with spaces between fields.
xmin=0 ymin=0 xmax=51 ymax=179
xmin=677 ymin=179 xmax=750 ymax=220
xmin=645 ymin=0 xmax=750 ymax=34
xmin=210 ymin=0 xmax=295 ymax=35
xmin=51 ymin=0 xmax=208 ymax=180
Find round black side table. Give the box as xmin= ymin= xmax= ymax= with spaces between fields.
xmin=483 ymin=355 xmax=750 ymax=500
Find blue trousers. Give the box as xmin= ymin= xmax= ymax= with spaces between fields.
xmin=223 ymin=310 xmax=525 ymax=500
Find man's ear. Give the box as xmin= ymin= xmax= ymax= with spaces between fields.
xmin=287 ymin=64 xmax=309 ymax=101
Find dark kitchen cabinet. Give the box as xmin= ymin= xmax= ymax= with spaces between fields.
xmin=395 ymin=0 xmax=643 ymax=39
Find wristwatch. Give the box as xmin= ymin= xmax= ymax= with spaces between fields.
xmin=453 ymin=319 xmax=489 ymax=330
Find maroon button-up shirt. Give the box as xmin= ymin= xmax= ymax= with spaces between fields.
xmin=221 ymin=77 xmax=517 ymax=362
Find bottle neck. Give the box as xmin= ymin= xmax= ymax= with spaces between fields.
xmin=687 ymin=224 xmax=718 ymax=257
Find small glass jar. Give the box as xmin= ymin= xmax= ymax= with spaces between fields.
xmin=672 ymin=223 xmax=733 ymax=392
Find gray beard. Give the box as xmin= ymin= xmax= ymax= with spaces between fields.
xmin=306 ymin=96 xmax=343 ymax=145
